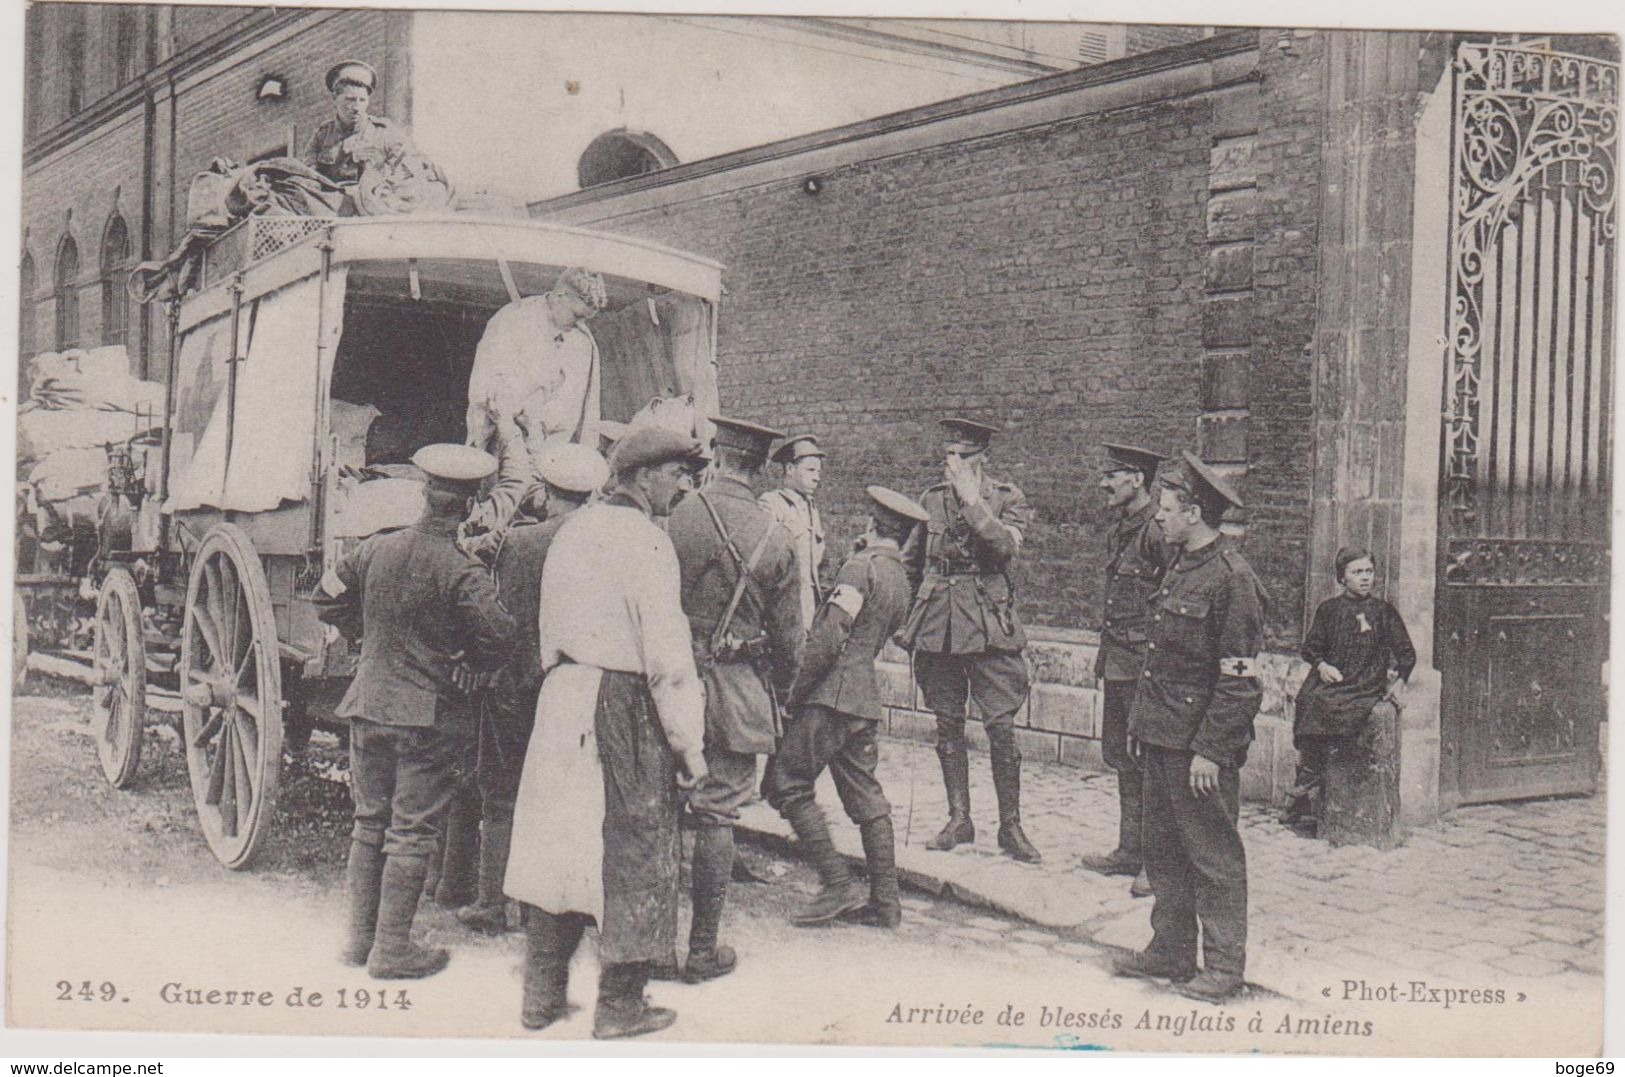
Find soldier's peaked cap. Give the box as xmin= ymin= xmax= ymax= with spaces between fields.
xmin=1102 ymin=443 xmax=1167 ymax=477
xmin=326 ymin=60 xmax=378 ymax=93
xmin=771 ymin=434 xmax=825 ymax=465
xmin=710 ymin=416 xmax=785 ymax=459
xmin=610 ymin=427 xmax=704 ymax=475
xmin=939 ymin=417 xmax=998 ymax=450
xmin=536 ymin=442 xmax=611 ymax=495
xmin=866 ymin=485 xmax=930 ymax=525
xmin=412 ymin=444 xmax=497 ymax=488
xmin=1166 ymin=449 xmax=1244 ymax=512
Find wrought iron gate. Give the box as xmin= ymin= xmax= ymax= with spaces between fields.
xmin=1438 ymin=41 xmax=1616 ymax=804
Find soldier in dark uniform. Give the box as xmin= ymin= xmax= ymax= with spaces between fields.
xmin=457 ymin=440 xmax=611 ymax=935
xmin=317 ymin=444 xmax=517 ymax=980
xmin=665 ymin=417 xmax=803 ymax=982
xmin=763 ymin=485 xmax=929 ymax=929
xmin=1113 ymin=451 xmax=1266 ymax=1004
xmin=901 ymin=417 xmax=1040 ymax=863
xmin=1082 ymin=444 xmax=1174 ymax=900
xmin=303 ymin=60 xmax=414 ymax=188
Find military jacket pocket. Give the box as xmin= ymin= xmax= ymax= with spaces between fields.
xmin=1158 ymin=593 xmax=1210 ymax=620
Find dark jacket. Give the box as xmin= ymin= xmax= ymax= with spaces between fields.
xmin=791 ymin=539 xmax=912 ymax=722
xmin=1127 ymin=537 xmax=1267 ymax=767
xmin=1293 ymin=593 xmax=1416 ymax=738
xmin=900 ymin=476 xmax=1031 ymax=655
xmin=1099 ymin=499 xmax=1174 ymax=682
xmin=316 ymin=513 xmax=516 ymax=729
xmin=490 ymin=509 xmax=578 ymax=696
xmin=667 ymin=474 xmax=803 ymax=753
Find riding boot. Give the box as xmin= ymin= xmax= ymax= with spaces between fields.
xmin=593 ymin=962 xmax=676 ymax=1040
xmin=520 ymin=905 xmax=583 ymax=1031
xmin=925 ymin=736 xmax=975 ymax=851
xmin=683 ymin=825 xmax=738 ymax=982
xmin=855 ymin=816 xmax=901 ymax=928
xmin=434 ymin=786 xmax=482 ymax=909
xmin=988 ymin=727 xmax=1042 ymax=863
xmin=339 ymin=839 xmax=386 ymax=966
xmin=781 ymin=801 xmax=867 ymax=926
xmin=367 ymin=855 xmax=451 ymax=980
xmin=457 ymin=816 xmax=513 ymax=934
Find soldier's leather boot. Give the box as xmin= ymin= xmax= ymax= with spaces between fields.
xmin=520 ymin=906 xmax=582 ymax=1031
xmin=783 ymin=801 xmax=868 ymax=926
xmin=434 ymin=788 xmax=481 ymax=909
xmin=339 ymin=839 xmax=386 ymax=967
xmin=988 ymin=727 xmax=1042 ymax=863
xmin=367 ymin=855 xmax=451 ymax=980
xmin=457 ymin=816 xmax=513 ymax=934
xmin=925 ymin=738 xmax=975 ymax=851
xmin=1111 ymin=948 xmax=1197 ymax=983
xmin=593 ymin=963 xmax=675 ymax=1040
xmin=853 ymin=816 xmax=902 ymax=929
xmin=1081 ymin=773 xmax=1143 ymax=875
xmin=683 ymin=826 xmax=738 ymax=982
xmin=1176 ymin=969 xmax=1245 ymax=1004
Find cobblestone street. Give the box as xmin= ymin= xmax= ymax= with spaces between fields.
xmin=737 ymin=734 xmax=1608 ymax=1000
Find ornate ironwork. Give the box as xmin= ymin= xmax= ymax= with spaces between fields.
xmin=1442 ymin=538 xmax=1610 ymax=585
xmin=1444 ymin=43 xmax=1617 ymax=522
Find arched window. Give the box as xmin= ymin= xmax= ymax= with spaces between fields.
xmin=55 ymin=234 xmax=81 ymax=350
xmin=20 ymin=252 xmax=37 ymax=392
xmin=111 ymin=5 xmax=141 ymax=86
xmin=577 ymin=129 xmax=679 ymax=189
xmin=101 ymin=213 xmax=132 ymax=347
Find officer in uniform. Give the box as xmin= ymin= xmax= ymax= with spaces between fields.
xmin=457 ymin=440 xmax=611 ymax=935
xmin=1114 ymin=451 xmax=1266 ymax=1004
xmin=762 ymin=485 xmax=928 ymax=929
xmin=304 ymin=60 xmax=414 ymax=187
xmin=901 ymin=417 xmax=1040 ymax=863
xmin=1083 ymin=444 xmax=1174 ymax=899
xmin=759 ymin=434 xmax=829 ymax=631
xmin=317 ymin=444 xmax=517 ymax=980
xmin=665 ymin=417 xmax=803 ymax=982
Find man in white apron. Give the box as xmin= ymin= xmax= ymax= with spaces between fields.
xmin=505 ymin=426 xmax=708 ymax=1040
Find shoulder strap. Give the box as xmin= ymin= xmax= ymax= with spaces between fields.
xmin=697 ymin=491 xmax=774 ymax=651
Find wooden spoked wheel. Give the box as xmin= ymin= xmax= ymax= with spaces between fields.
xmin=179 ymin=524 xmax=283 ymax=869
xmin=91 ymin=567 xmax=147 ymax=788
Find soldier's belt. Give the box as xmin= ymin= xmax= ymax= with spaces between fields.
xmin=926 ymin=564 xmax=1001 ymax=577
xmin=695 ymin=632 xmax=773 ymax=663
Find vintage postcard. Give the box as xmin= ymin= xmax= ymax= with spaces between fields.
xmin=5 ymin=0 xmax=1617 ymax=1057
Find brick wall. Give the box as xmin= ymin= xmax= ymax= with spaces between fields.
xmin=539 ymin=33 xmax=1327 ymax=649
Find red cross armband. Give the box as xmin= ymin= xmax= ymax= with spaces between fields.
xmin=1218 ymin=656 xmax=1258 ymax=677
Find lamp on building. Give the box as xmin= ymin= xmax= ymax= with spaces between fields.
xmin=257 ymin=75 xmax=289 ymax=101
xmin=802 ymin=176 xmax=823 ymax=195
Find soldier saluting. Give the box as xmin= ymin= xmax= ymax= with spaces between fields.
xmin=1113 ymin=451 xmax=1266 ymax=1004
xmin=665 ymin=417 xmax=803 ymax=982
xmin=1082 ymin=444 xmax=1175 ymax=899
xmin=901 ymin=417 xmax=1040 ymax=863
xmin=763 ymin=485 xmax=930 ymax=928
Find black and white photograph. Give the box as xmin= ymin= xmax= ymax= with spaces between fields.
xmin=3 ymin=0 xmax=1618 ymax=1057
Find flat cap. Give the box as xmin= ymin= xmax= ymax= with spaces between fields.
xmin=1164 ymin=449 xmax=1244 ymax=513
xmin=413 ymin=443 xmax=497 ymax=486
xmin=1102 ymin=443 xmax=1167 ymax=477
xmin=535 ymin=442 xmax=611 ymax=495
xmin=610 ymin=426 xmax=704 ymax=475
xmin=939 ymin=417 xmax=998 ymax=451
xmin=325 ymin=60 xmax=378 ymax=94
xmin=866 ymin=485 xmax=930 ymax=525
xmin=711 ymin=416 xmax=785 ymax=460
xmin=771 ymin=434 xmax=825 ymax=466
xmin=554 ymin=267 xmax=608 ymax=312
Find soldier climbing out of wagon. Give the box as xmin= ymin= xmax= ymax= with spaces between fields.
xmin=1281 ymin=547 xmax=1416 ymax=835
xmin=317 ymin=443 xmax=516 ymax=981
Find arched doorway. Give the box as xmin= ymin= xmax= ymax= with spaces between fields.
xmin=577 ymin=129 xmax=678 ymax=189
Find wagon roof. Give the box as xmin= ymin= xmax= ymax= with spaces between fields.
xmin=178 ymin=215 xmax=723 ymax=332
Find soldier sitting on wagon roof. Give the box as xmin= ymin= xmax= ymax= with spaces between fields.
xmin=304 ymin=61 xmax=414 ymax=188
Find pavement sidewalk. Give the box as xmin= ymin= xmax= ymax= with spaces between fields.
xmin=737 ymin=734 xmax=1607 ymax=1000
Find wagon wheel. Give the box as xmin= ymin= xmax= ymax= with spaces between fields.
xmin=12 ymin=591 xmax=29 ymax=693
xmin=91 ymin=567 xmax=147 ymax=788
xmin=179 ymin=524 xmax=283 ymax=869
